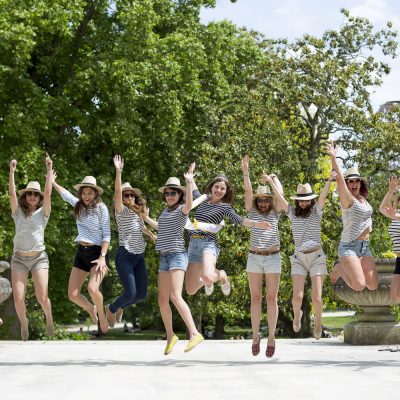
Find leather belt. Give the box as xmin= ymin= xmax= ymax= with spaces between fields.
xmin=192 ymin=234 xmax=206 ymax=239
xmin=302 ymin=246 xmax=321 ymax=254
xmin=249 ymin=249 xmax=280 ymax=256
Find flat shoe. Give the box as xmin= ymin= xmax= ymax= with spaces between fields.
xmin=184 ymin=333 xmax=204 ymax=353
xmin=88 ymin=305 xmax=98 ymax=325
xmin=21 ymin=318 xmax=29 ymax=341
xmin=293 ymin=310 xmax=303 ymax=333
xmin=164 ymin=335 xmax=179 ymax=355
xmin=266 ymin=340 xmax=275 ymax=358
xmin=221 ymin=278 xmax=231 ymax=296
xmin=116 ymin=308 xmax=123 ymax=323
xmin=314 ymin=325 xmax=322 ymax=340
xmin=204 ymin=283 xmax=214 ymax=296
xmin=252 ymin=334 xmax=261 ymax=356
xmin=105 ymin=305 xmax=116 ymax=328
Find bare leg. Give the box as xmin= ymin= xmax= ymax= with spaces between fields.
xmin=292 ymin=274 xmax=306 ymax=332
xmin=11 ymin=270 xmax=29 ymax=340
xmin=247 ymin=272 xmax=264 ymax=345
xmin=311 ymin=275 xmax=325 ymax=339
xmin=158 ymin=272 xmax=174 ymax=342
xmin=390 ymin=274 xmax=400 ymax=304
xmin=265 ymin=273 xmax=280 ymax=344
xmin=360 ymin=256 xmax=378 ymax=290
xmin=32 ymin=269 xmax=54 ymax=336
xmin=87 ymin=268 xmax=108 ymax=333
xmin=335 ymin=257 xmax=367 ymax=291
xmin=185 ymin=262 xmax=203 ymax=295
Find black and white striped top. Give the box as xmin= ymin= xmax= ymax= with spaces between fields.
xmin=249 ymin=209 xmax=280 ymax=249
xmin=288 ymin=204 xmax=322 ymax=252
xmin=388 ymin=212 xmax=400 ymax=253
xmin=116 ymin=205 xmax=146 ymax=254
xmin=155 ymin=204 xmax=188 ymax=252
xmin=190 ymin=190 xmax=244 ymax=246
xmin=61 ymin=190 xmax=111 ymax=245
xmin=341 ymin=198 xmax=373 ymax=242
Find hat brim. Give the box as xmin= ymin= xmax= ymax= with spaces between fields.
xmin=290 ymin=194 xmax=318 ymax=201
xmin=74 ymin=183 xmax=104 ymax=195
xmin=158 ymin=185 xmax=187 ymax=194
xmin=18 ymin=188 xmax=44 ymax=196
xmin=122 ymin=187 xmax=142 ymax=197
xmin=344 ymin=176 xmax=368 ymax=183
xmin=253 ymin=193 xmax=274 ymax=199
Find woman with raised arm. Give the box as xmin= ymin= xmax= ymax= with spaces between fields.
xmin=143 ymin=164 xmax=204 ymax=355
xmin=52 ymin=172 xmax=111 ymax=333
xmin=379 ymin=176 xmax=400 ymax=303
xmin=185 ymin=168 xmax=271 ymax=298
xmin=9 ymin=154 xmax=54 ymax=340
xmin=326 ymin=142 xmax=378 ymax=292
xmin=105 ymin=155 xmax=156 ymax=326
xmin=268 ymin=170 xmax=336 ymax=340
xmin=241 ymin=155 xmax=284 ymax=358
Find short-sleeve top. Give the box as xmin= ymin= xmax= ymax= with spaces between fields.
xmin=115 ymin=205 xmax=146 ymax=254
xmin=189 ymin=189 xmax=244 ymax=247
xmin=12 ymin=207 xmax=49 ymax=253
xmin=288 ymin=204 xmax=322 ymax=252
xmin=388 ymin=212 xmax=400 ymax=253
xmin=248 ymin=209 xmax=280 ymax=249
xmin=155 ymin=204 xmax=188 ymax=253
xmin=61 ymin=190 xmax=111 ymax=245
xmin=341 ymin=198 xmax=373 ymax=242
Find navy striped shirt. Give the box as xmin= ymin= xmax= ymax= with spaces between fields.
xmin=116 ymin=205 xmax=146 ymax=254
xmin=341 ymin=198 xmax=372 ymax=242
xmin=249 ymin=209 xmax=280 ymax=249
xmin=388 ymin=212 xmax=400 ymax=253
xmin=61 ymin=190 xmax=111 ymax=245
xmin=155 ymin=204 xmax=188 ymax=252
xmin=190 ymin=190 xmax=244 ymax=246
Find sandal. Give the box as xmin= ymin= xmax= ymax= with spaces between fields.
xmin=252 ymin=335 xmax=261 ymax=356
xmin=293 ymin=310 xmax=303 ymax=333
xmin=266 ymin=340 xmax=275 ymax=358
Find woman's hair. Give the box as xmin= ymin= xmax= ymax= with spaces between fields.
xmin=345 ymin=179 xmax=369 ymax=198
xmin=253 ymin=196 xmax=275 ymax=214
xmin=205 ymin=176 xmax=234 ymax=204
xmin=163 ymin=188 xmax=185 ymax=210
xmin=294 ymin=199 xmax=316 ymax=217
xmin=18 ymin=193 xmax=44 ymax=217
xmin=123 ymin=192 xmax=147 ymax=217
xmin=74 ymin=187 xmax=102 ymax=218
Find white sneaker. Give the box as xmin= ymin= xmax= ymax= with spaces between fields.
xmin=221 ymin=279 xmax=231 ymax=296
xmin=204 ymin=283 xmax=214 ymax=296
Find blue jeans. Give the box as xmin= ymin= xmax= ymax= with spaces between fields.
xmin=338 ymin=240 xmax=372 ymax=258
xmin=109 ymin=247 xmax=148 ymax=313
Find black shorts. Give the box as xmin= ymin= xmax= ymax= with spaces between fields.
xmin=394 ymin=257 xmax=400 ymax=275
xmin=74 ymin=245 xmax=109 ymax=273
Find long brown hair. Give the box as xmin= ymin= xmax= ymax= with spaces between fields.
xmin=294 ymin=199 xmax=316 ymax=217
xmin=74 ymin=187 xmax=102 ymax=218
xmin=205 ymin=176 xmax=234 ymax=204
xmin=18 ymin=193 xmax=44 ymax=217
xmin=253 ymin=196 xmax=275 ymax=215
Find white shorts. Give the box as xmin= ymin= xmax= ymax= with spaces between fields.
xmin=290 ymin=249 xmax=327 ymax=277
xmin=246 ymin=252 xmax=281 ymax=274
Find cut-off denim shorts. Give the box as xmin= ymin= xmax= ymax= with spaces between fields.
xmin=188 ymin=237 xmax=220 ymax=264
xmin=159 ymin=251 xmax=188 ymax=272
xmin=246 ymin=252 xmax=282 ymax=274
xmin=338 ymin=240 xmax=373 ymax=258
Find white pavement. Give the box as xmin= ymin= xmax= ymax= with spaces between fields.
xmin=0 ymin=338 xmax=399 ymax=400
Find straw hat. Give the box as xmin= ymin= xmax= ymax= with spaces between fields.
xmin=253 ymin=185 xmax=274 ymax=199
xmin=290 ymin=183 xmax=318 ymax=201
xmin=73 ymin=176 xmax=103 ymax=195
xmin=158 ymin=177 xmax=186 ymax=193
xmin=343 ymin=167 xmax=368 ymax=183
xmin=121 ymin=182 xmax=142 ymax=197
xmin=18 ymin=181 xmax=43 ymax=196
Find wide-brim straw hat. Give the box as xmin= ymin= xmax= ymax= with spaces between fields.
xmin=158 ymin=177 xmax=186 ymax=193
xmin=290 ymin=183 xmax=318 ymax=201
xmin=73 ymin=176 xmax=103 ymax=195
xmin=253 ymin=185 xmax=274 ymax=199
xmin=18 ymin=181 xmax=44 ymax=196
xmin=121 ymin=182 xmax=142 ymax=197
xmin=343 ymin=167 xmax=368 ymax=183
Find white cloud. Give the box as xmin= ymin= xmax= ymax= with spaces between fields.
xmin=275 ymin=0 xmax=302 ymax=17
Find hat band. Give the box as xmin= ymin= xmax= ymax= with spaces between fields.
xmin=345 ymin=174 xmax=361 ymax=180
xmin=165 ymin=184 xmax=180 ymax=188
xmin=296 ymin=192 xmax=314 ymax=198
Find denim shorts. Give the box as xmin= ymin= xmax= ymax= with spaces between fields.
xmin=338 ymin=240 xmax=373 ymax=258
xmin=159 ymin=251 xmax=188 ymax=272
xmin=290 ymin=249 xmax=327 ymax=277
xmin=188 ymin=238 xmax=220 ymax=264
xmin=246 ymin=252 xmax=281 ymax=274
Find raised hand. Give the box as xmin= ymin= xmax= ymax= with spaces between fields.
xmin=260 ymin=173 xmax=273 ymax=185
xmin=114 ymin=155 xmax=124 ymax=171
xmin=51 ymin=170 xmax=58 ymax=184
xmin=325 ymin=141 xmax=337 ymax=158
xmin=384 ymin=204 xmax=398 ymax=219
xmin=388 ymin=176 xmax=400 ymax=193
xmin=241 ymin=155 xmax=249 ymax=175
xmin=184 ymin=162 xmax=195 ymax=183
xmin=10 ymin=159 xmax=17 ymax=173
xmin=45 ymin=152 xmax=53 ymax=171
xmin=329 ymin=171 xmax=338 ymax=181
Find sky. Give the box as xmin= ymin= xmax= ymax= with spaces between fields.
xmin=201 ymin=0 xmax=400 ymax=111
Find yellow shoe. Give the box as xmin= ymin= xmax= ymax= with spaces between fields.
xmin=184 ymin=333 xmax=204 ymax=353
xmin=164 ymin=335 xmax=179 ymax=355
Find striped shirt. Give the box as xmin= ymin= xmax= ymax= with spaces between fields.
xmin=388 ymin=212 xmax=400 ymax=253
xmin=12 ymin=207 xmax=49 ymax=253
xmin=341 ymin=198 xmax=373 ymax=242
xmin=288 ymin=204 xmax=322 ymax=252
xmin=155 ymin=204 xmax=188 ymax=252
xmin=61 ymin=190 xmax=111 ymax=245
xmin=116 ymin=205 xmax=146 ymax=254
xmin=190 ymin=190 xmax=244 ymax=246
xmin=249 ymin=209 xmax=280 ymax=249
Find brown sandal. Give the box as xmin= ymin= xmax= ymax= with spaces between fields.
xmin=266 ymin=340 xmax=275 ymax=358
xmin=252 ymin=335 xmax=261 ymax=356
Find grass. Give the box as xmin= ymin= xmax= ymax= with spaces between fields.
xmin=322 ymin=316 xmax=355 ymax=335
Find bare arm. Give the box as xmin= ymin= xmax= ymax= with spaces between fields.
xmin=43 ymin=153 xmax=53 ymax=218
xmin=325 ymin=142 xmax=352 ymax=209
xmin=182 ymin=162 xmax=195 ymax=214
xmin=113 ymin=155 xmax=124 ymax=214
xmin=380 ymin=177 xmax=399 ymax=218
xmin=143 ymin=226 xmax=157 ymax=242
xmin=9 ymin=159 xmax=18 ymax=216
xmin=261 ymin=173 xmax=288 ymax=213
xmin=143 ymin=207 xmax=159 ymax=230
xmin=241 ymin=155 xmax=253 ymax=212
xmin=317 ymin=171 xmax=337 ymax=210
xmin=51 ymin=171 xmax=67 ymax=195
xmin=242 ymin=218 xmax=272 ymax=230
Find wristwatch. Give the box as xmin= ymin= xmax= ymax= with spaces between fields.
xmin=100 ymin=252 xmax=107 ymax=258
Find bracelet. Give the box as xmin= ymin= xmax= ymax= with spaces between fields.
xmin=243 ymin=174 xmax=249 ymax=177
xmin=116 ymin=169 xmax=122 ymax=172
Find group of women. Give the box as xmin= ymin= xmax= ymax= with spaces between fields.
xmin=6 ymin=142 xmax=400 ymax=358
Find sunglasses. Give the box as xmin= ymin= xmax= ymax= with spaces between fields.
xmin=123 ymin=193 xmax=136 ymax=199
xmin=256 ymin=198 xmax=272 ymax=203
xmin=164 ymin=191 xmax=178 ymax=197
xmin=26 ymin=191 xmax=40 ymax=197
xmin=346 ymin=179 xmax=361 ymax=183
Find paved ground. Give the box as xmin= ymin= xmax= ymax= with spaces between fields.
xmin=0 ymin=338 xmax=399 ymax=400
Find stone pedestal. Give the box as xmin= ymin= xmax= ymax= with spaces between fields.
xmin=332 ymin=258 xmax=400 ymax=345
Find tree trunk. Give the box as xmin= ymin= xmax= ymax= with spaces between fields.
xmin=214 ymin=314 xmax=225 ymax=339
